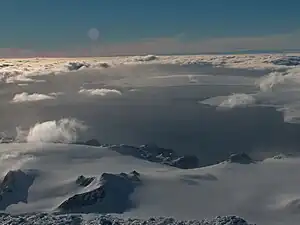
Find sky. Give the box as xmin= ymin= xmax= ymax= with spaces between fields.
xmin=1 ymin=0 xmax=300 ymax=57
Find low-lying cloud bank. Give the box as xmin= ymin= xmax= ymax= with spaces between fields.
xmin=11 ymin=92 xmax=56 ymax=103
xmin=78 ymin=88 xmax=122 ymax=97
xmin=1 ymin=54 xmax=300 ymax=85
xmin=0 ymin=59 xmax=110 ymax=84
xmin=201 ymin=64 xmax=300 ymax=123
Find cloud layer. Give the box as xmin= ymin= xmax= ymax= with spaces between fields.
xmin=1 ymin=54 xmax=300 ymax=86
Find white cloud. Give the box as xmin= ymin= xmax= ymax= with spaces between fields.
xmin=11 ymin=92 xmax=56 ymax=103
xmin=201 ymin=67 xmax=300 ymax=123
xmin=78 ymin=88 xmax=122 ymax=97
xmin=16 ymin=118 xmax=87 ymax=143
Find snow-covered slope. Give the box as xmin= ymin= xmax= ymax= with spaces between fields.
xmin=0 ymin=142 xmax=299 ymax=224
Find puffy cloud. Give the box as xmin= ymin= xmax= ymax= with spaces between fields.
xmin=11 ymin=92 xmax=56 ymax=103
xmin=78 ymin=88 xmax=122 ymax=97
xmin=16 ymin=118 xmax=87 ymax=143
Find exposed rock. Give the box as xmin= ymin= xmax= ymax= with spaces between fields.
xmin=76 ymin=175 xmax=95 ymax=187
xmin=58 ymin=185 xmax=106 ymax=211
xmin=139 ymin=144 xmax=174 ymax=158
xmin=210 ymin=216 xmax=251 ymax=225
xmin=84 ymin=139 xmax=101 ymax=146
xmin=130 ymin=170 xmax=140 ymax=177
xmin=0 ymin=214 xmax=254 ymax=225
xmin=132 ymin=55 xmax=158 ymax=62
xmin=74 ymin=139 xmax=101 ymax=147
xmin=0 ymin=136 xmax=14 ymax=144
xmin=110 ymin=144 xmax=141 ymax=158
xmin=75 ymin=140 xmax=199 ymax=169
xmin=98 ymin=62 xmax=110 ymax=68
xmin=110 ymin=143 xmax=199 ymax=169
xmin=228 ymin=153 xmax=254 ymax=164
xmin=271 ymin=56 xmax=300 ymax=66
xmin=271 ymin=153 xmax=295 ymax=160
xmin=0 ymin=63 xmax=13 ymax=68
xmin=58 ymin=171 xmax=141 ymax=213
xmin=170 ymin=155 xmax=199 ymax=169
xmin=65 ymin=62 xmax=91 ymax=71
xmin=0 ymin=170 xmax=36 ymax=210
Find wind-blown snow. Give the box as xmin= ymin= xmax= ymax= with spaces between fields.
xmin=16 ymin=119 xmax=87 ymax=143
xmin=79 ymin=88 xmax=122 ymax=97
xmin=256 ymin=67 xmax=300 ymax=92
xmin=11 ymin=92 xmax=55 ymax=103
xmin=202 ymin=93 xmax=256 ymax=109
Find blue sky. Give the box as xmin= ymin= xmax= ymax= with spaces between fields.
xmin=1 ymin=0 xmax=300 ymax=56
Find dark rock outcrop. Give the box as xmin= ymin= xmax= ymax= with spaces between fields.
xmin=76 ymin=175 xmax=95 ymax=187
xmin=170 ymin=155 xmax=199 ymax=169
xmin=0 ymin=170 xmax=36 ymax=210
xmin=58 ymin=171 xmax=141 ymax=213
xmin=74 ymin=139 xmax=101 ymax=147
xmin=110 ymin=143 xmax=199 ymax=169
xmin=0 ymin=64 xmax=12 ymax=68
xmin=58 ymin=186 xmax=106 ymax=211
xmin=73 ymin=140 xmax=199 ymax=169
xmin=98 ymin=62 xmax=110 ymax=68
xmin=139 ymin=144 xmax=175 ymax=159
xmin=65 ymin=62 xmax=91 ymax=71
xmin=271 ymin=56 xmax=300 ymax=66
xmin=133 ymin=55 xmax=158 ymax=62
xmin=84 ymin=139 xmax=101 ymax=147
xmin=0 ymin=136 xmax=14 ymax=144
xmin=228 ymin=153 xmax=254 ymax=164
xmin=0 ymin=214 xmax=255 ymax=225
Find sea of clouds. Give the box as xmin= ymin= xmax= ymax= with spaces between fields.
xmin=1 ymin=54 xmax=300 ymax=85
